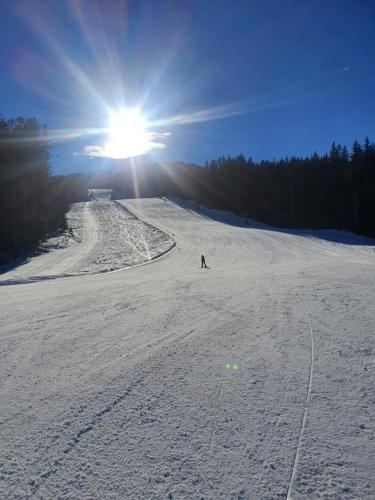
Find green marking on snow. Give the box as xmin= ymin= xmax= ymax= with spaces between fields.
xmin=225 ymin=363 xmax=240 ymax=370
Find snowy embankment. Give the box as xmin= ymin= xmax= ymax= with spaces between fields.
xmin=0 ymin=199 xmax=174 ymax=284
xmin=1 ymin=198 xmax=375 ymax=499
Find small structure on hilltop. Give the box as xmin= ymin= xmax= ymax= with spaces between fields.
xmin=87 ymin=189 xmax=113 ymax=201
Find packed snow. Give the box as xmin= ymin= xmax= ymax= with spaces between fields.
xmin=1 ymin=197 xmax=375 ymax=499
xmin=0 ymin=198 xmax=174 ymax=285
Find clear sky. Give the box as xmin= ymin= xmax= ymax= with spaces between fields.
xmin=1 ymin=0 xmax=375 ymax=174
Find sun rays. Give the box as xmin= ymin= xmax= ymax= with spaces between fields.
xmin=11 ymin=1 xmax=256 ymax=162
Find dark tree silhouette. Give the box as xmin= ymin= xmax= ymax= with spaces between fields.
xmin=0 ymin=116 xmax=88 ymax=264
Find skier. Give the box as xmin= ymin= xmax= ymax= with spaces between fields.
xmin=201 ymin=254 xmax=208 ymax=268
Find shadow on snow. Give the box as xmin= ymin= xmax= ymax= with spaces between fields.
xmin=169 ymin=197 xmax=375 ymax=247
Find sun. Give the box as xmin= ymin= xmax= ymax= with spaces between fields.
xmin=104 ymin=108 xmax=152 ymax=159
xmin=83 ymin=107 xmax=169 ymax=159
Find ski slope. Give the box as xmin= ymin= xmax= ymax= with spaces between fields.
xmin=0 ymin=199 xmax=174 ymax=284
xmin=1 ymin=198 xmax=375 ymax=499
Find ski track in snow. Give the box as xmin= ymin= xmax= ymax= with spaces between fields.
xmin=0 ymin=199 xmax=174 ymax=285
xmin=286 ymin=295 xmax=315 ymax=500
xmin=1 ymin=197 xmax=375 ymax=499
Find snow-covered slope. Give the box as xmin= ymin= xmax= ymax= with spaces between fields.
xmin=1 ymin=198 xmax=374 ymax=499
xmin=0 ymin=200 xmax=174 ymax=284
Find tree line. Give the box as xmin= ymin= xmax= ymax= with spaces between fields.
xmin=98 ymin=139 xmax=375 ymax=238
xmin=1 ymin=114 xmax=374 ymax=265
xmin=197 ymin=139 xmax=375 ymax=237
xmin=0 ymin=117 xmax=88 ymax=264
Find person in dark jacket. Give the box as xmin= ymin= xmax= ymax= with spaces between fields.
xmin=201 ymin=254 xmax=208 ymax=268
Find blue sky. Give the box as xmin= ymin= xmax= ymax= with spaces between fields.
xmin=1 ymin=0 xmax=375 ymax=174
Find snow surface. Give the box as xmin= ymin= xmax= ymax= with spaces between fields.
xmin=0 ymin=199 xmax=174 ymax=284
xmin=1 ymin=197 xmax=375 ymax=499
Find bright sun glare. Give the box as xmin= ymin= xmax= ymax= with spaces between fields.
xmin=104 ymin=108 xmax=151 ymax=159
